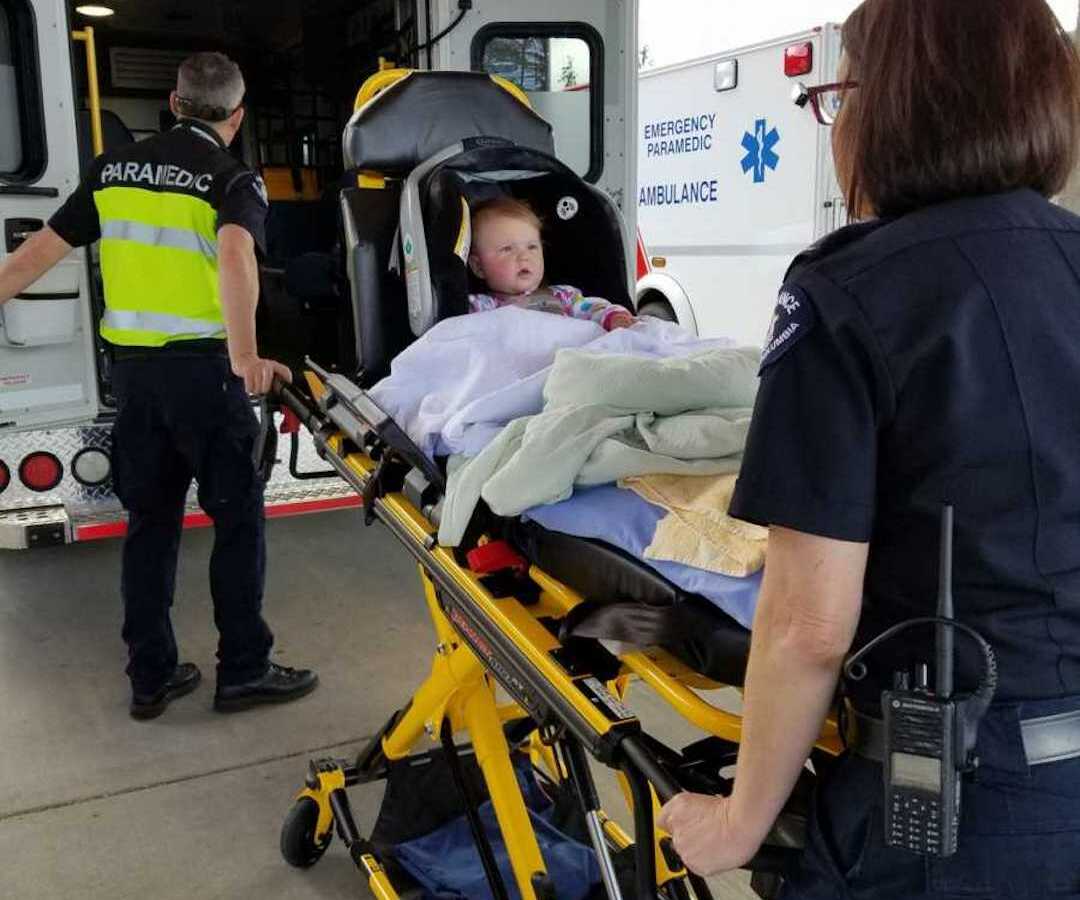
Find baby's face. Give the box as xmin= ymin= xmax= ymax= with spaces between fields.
xmin=470 ymin=215 xmax=544 ymax=297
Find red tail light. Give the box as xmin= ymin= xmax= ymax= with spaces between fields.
xmin=784 ymin=42 xmax=813 ymax=77
xmin=0 ymin=459 xmax=9 ymax=495
xmin=19 ymin=452 xmax=63 ymax=492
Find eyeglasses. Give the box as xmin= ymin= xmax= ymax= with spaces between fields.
xmin=792 ymin=81 xmax=859 ymax=126
xmin=174 ymin=95 xmax=244 ymax=122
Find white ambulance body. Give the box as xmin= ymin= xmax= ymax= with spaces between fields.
xmin=635 ymin=25 xmax=845 ymax=346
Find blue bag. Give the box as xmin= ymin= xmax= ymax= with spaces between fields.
xmin=393 ymin=798 xmax=601 ymax=900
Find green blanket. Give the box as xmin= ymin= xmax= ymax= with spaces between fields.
xmin=438 ymin=346 xmax=760 ymax=546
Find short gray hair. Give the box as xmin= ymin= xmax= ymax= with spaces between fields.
xmin=175 ymin=52 xmax=245 ymax=123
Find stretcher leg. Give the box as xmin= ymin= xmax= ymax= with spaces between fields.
xmin=463 ymin=674 xmax=551 ymax=900
xmin=381 ymin=570 xmax=483 ymax=760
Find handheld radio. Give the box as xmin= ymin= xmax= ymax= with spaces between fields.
xmin=881 ymin=507 xmax=961 ymax=856
xmin=843 ymin=506 xmax=998 ymax=858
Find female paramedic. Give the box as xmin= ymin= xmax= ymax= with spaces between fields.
xmin=659 ymin=0 xmax=1080 ymax=896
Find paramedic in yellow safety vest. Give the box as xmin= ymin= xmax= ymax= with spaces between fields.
xmin=0 ymin=52 xmax=318 ymax=719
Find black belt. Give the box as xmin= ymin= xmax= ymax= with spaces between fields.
xmin=848 ymin=705 xmax=1080 ymax=767
xmin=110 ymin=339 xmax=228 ymax=361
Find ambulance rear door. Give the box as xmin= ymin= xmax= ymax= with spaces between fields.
xmin=0 ymin=0 xmax=100 ymax=431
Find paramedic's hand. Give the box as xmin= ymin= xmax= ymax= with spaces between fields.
xmin=607 ymin=309 xmax=636 ymax=330
xmin=658 ymin=792 xmax=761 ymax=876
xmin=232 ymin=354 xmax=293 ymax=395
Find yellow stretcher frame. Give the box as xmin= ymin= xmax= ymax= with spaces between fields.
xmin=279 ymin=370 xmax=842 ymax=900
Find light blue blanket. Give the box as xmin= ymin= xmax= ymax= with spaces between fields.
xmin=524 ymin=485 xmax=760 ymax=629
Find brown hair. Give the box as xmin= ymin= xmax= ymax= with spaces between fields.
xmin=834 ymin=0 xmax=1080 ymax=218
xmin=471 ymin=196 xmax=543 ymax=236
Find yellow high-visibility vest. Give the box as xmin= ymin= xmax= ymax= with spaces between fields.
xmin=53 ymin=120 xmax=265 ymax=347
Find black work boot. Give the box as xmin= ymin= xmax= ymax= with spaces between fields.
xmin=213 ymin=663 xmax=319 ymax=712
xmin=130 ymin=662 xmax=202 ymax=721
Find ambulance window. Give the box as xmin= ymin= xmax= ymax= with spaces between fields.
xmin=472 ymin=25 xmax=604 ymax=183
xmin=0 ymin=0 xmax=45 ymax=182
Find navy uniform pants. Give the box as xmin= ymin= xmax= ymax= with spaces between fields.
xmin=781 ymin=696 xmax=1080 ymax=899
xmin=111 ymin=352 xmax=273 ymax=694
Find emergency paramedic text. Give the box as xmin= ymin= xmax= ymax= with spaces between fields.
xmin=643 ymin=113 xmax=716 ymax=157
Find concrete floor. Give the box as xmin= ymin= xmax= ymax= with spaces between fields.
xmin=0 ymin=509 xmax=755 ymax=899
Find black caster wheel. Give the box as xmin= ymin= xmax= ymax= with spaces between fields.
xmin=281 ymin=796 xmax=332 ymax=868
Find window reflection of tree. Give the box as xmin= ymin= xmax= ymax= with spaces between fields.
xmin=482 ymin=37 xmax=550 ymax=92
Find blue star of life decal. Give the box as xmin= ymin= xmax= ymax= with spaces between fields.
xmin=740 ymin=118 xmax=780 ymax=183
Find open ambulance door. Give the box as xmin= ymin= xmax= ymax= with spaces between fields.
xmin=0 ymin=0 xmax=100 ymax=432
xmin=422 ymin=0 xmax=638 ymax=287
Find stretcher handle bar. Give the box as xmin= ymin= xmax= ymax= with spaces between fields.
xmin=274 ymin=378 xmax=326 ymax=434
xmin=619 ymin=734 xmax=681 ymax=802
xmin=619 ymin=734 xmax=800 ymax=877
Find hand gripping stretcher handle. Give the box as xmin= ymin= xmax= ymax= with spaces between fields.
xmin=619 ymin=735 xmax=800 ymax=877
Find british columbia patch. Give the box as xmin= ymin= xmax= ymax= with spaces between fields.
xmin=759 ymin=284 xmax=815 ymax=372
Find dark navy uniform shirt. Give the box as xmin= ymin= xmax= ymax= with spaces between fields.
xmin=49 ymin=119 xmax=267 ymax=254
xmin=729 ymin=190 xmax=1080 ymax=702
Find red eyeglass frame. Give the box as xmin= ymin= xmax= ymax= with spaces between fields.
xmin=792 ymin=81 xmax=859 ymax=125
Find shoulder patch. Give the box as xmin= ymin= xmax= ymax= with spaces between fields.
xmin=759 ymin=284 xmax=816 ymax=373
xmin=250 ymin=174 xmax=269 ymax=206
xmin=223 ymin=170 xmax=268 ymax=206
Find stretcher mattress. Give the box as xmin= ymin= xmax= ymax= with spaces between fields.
xmin=524 ymin=484 xmax=760 ymax=629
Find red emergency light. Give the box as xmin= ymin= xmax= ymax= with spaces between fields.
xmin=784 ymin=42 xmax=813 ymax=77
xmin=19 ymin=452 xmax=63 ymax=492
xmin=0 ymin=459 xmax=9 ymax=495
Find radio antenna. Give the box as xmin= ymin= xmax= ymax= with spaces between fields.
xmin=936 ymin=505 xmax=955 ymax=699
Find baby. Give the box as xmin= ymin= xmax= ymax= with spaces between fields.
xmin=466 ymin=197 xmax=636 ymax=331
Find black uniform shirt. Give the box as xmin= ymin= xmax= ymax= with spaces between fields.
xmin=729 ymin=190 xmax=1080 ymax=702
xmin=49 ymin=119 xmax=267 ymax=254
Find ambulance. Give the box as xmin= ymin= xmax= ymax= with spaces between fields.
xmin=635 ymin=25 xmax=845 ymax=345
xmin=0 ymin=0 xmax=638 ymax=548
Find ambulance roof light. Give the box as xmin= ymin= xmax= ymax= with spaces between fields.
xmin=714 ymin=59 xmax=738 ymax=92
xmin=784 ymin=42 xmax=813 ymax=78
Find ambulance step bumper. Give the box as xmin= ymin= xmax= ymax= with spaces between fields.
xmin=0 ymin=505 xmax=71 ymax=549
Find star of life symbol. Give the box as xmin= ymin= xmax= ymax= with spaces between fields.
xmin=740 ymin=118 xmax=780 ymax=184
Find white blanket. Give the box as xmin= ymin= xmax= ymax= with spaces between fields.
xmin=438 ymin=346 xmax=759 ymax=546
xmin=368 ymin=307 xmax=732 ymax=459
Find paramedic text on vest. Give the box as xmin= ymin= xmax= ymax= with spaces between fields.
xmin=658 ymin=1 xmax=1080 ymax=896
xmin=0 ymin=52 xmax=318 ymax=719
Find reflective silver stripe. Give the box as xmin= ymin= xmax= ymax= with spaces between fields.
xmin=101 ymin=219 xmax=217 ymax=258
xmin=101 ymin=309 xmax=225 ymax=338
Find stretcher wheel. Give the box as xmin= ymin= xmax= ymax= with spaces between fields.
xmin=280 ymin=797 xmax=332 ymax=868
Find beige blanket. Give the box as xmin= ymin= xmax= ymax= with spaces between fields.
xmin=620 ymin=473 xmax=767 ymax=577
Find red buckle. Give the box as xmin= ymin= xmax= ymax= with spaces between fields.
xmin=467 ymin=540 xmax=527 ymax=574
xmin=280 ymin=406 xmax=301 ymax=434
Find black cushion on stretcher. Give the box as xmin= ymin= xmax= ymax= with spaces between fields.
xmin=343 ymin=71 xmax=555 ymax=174
xmin=506 ymin=520 xmax=751 ymax=686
